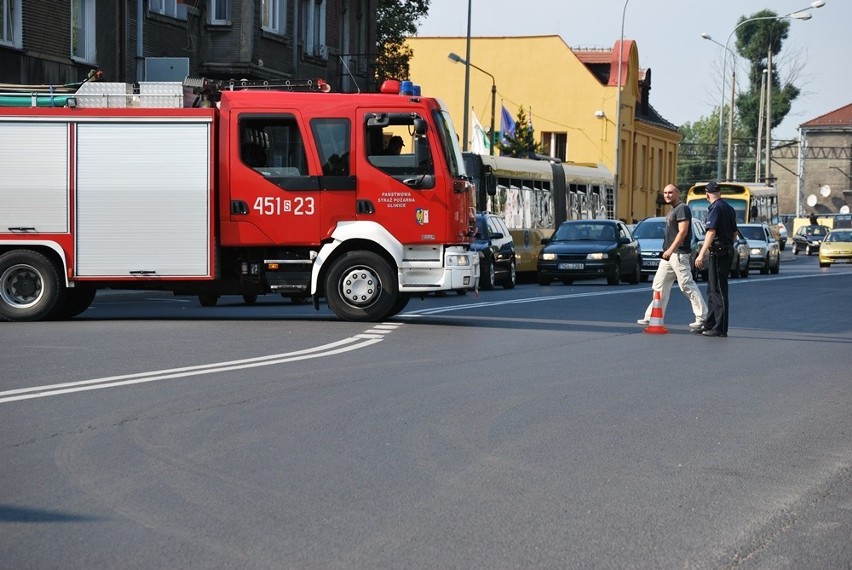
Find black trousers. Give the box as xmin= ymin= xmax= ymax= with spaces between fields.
xmin=705 ymin=252 xmax=732 ymax=334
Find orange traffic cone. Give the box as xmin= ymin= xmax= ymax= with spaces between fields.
xmin=643 ymin=290 xmax=669 ymax=334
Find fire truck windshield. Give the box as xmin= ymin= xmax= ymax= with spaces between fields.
xmin=434 ymin=109 xmax=467 ymax=180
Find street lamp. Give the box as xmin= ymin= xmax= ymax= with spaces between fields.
xmin=613 ymin=0 xmax=631 ymax=221
xmin=448 ymin=52 xmax=496 ymax=155
xmin=700 ymin=32 xmax=736 ymax=181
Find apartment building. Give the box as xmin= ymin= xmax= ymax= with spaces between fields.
xmin=0 ymin=0 xmax=376 ymax=92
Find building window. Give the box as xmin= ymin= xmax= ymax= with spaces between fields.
xmin=0 ymin=0 xmax=21 ymax=48
xmin=71 ymin=0 xmax=96 ymax=63
xmin=149 ymin=0 xmax=188 ymax=21
xmin=262 ymin=0 xmax=287 ymax=34
xmin=300 ymin=0 xmax=326 ymax=58
xmin=209 ymin=0 xmax=229 ymax=25
xmin=541 ymin=132 xmax=567 ymax=162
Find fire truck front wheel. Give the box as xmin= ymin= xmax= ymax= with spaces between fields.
xmin=325 ymin=251 xmax=398 ymax=322
xmin=0 ymin=250 xmax=66 ymax=322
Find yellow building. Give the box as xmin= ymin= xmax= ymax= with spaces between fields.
xmin=406 ymin=35 xmax=682 ymax=222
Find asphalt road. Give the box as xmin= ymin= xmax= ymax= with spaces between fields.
xmin=2 ymin=251 xmax=851 ymax=569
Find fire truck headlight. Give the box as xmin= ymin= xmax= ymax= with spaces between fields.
xmin=446 ymin=254 xmax=472 ymax=267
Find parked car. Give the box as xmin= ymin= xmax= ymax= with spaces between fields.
xmin=632 ymin=216 xmax=706 ymax=282
xmin=738 ymin=223 xmax=781 ymax=274
xmin=537 ymin=220 xmax=640 ymax=286
xmin=472 ymin=212 xmax=516 ymax=289
xmin=818 ymin=228 xmax=852 ymax=267
xmin=792 ymin=224 xmax=831 ymax=255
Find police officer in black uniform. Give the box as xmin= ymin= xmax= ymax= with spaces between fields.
xmin=694 ymin=181 xmax=738 ymax=337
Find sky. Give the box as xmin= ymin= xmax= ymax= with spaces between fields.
xmin=415 ymin=0 xmax=850 ymax=140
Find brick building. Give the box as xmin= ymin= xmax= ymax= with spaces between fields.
xmin=773 ymin=103 xmax=852 ymax=217
xmin=0 ymin=0 xmax=377 ymax=92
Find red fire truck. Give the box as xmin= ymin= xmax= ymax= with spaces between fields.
xmin=0 ymin=78 xmax=478 ymax=322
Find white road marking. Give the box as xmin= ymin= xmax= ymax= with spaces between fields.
xmin=1 ymin=325 xmax=399 ymax=404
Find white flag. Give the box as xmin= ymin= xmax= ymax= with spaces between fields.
xmin=470 ymin=110 xmax=491 ymax=155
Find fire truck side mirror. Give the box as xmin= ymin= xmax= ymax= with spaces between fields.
xmin=482 ymin=165 xmax=496 ymax=196
xmin=414 ymin=136 xmax=429 ymax=172
xmin=413 ymin=118 xmax=427 ymax=135
xmin=485 ymin=173 xmax=497 ymax=196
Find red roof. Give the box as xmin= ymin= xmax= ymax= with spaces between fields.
xmin=572 ymin=49 xmax=611 ymax=65
xmin=571 ymin=41 xmax=645 ymax=86
xmin=608 ymin=39 xmax=635 ymax=87
xmin=801 ymin=103 xmax=852 ymax=128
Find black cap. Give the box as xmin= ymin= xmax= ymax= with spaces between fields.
xmin=705 ymin=180 xmax=720 ymax=194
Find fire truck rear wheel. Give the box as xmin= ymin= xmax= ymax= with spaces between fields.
xmin=325 ymin=251 xmax=397 ymax=322
xmin=0 ymin=250 xmax=66 ymax=322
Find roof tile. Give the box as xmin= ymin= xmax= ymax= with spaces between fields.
xmin=801 ymin=103 xmax=852 ymax=128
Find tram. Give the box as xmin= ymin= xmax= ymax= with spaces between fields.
xmin=464 ymin=153 xmax=614 ymax=272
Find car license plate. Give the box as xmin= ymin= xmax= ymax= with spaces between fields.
xmin=643 ymin=259 xmax=659 ymax=267
xmin=559 ymin=263 xmax=584 ymax=270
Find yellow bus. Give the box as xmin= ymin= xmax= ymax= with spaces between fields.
xmin=686 ymin=181 xmax=779 ymax=226
xmin=464 ymin=153 xmax=614 ymax=272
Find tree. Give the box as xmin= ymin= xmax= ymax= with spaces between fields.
xmin=499 ymin=107 xmax=541 ymax=157
xmin=678 ymin=112 xmax=722 ymax=186
xmin=734 ymin=10 xmax=801 ymax=141
xmin=375 ymin=0 xmax=431 ymax=83
xmin=678 ymin=107 xmax=752 ymax=187
xmin=677 ymin=10 xmax=803 ymax=186
xmin=680 ymin=110 xmax=723 ymax=146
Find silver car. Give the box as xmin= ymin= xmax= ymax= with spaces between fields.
xmin=739 ymin=223 xmax=781 ymax=274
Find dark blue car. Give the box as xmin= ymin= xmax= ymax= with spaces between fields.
xmin=537 ymin=220 xmax=640 ymax=286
